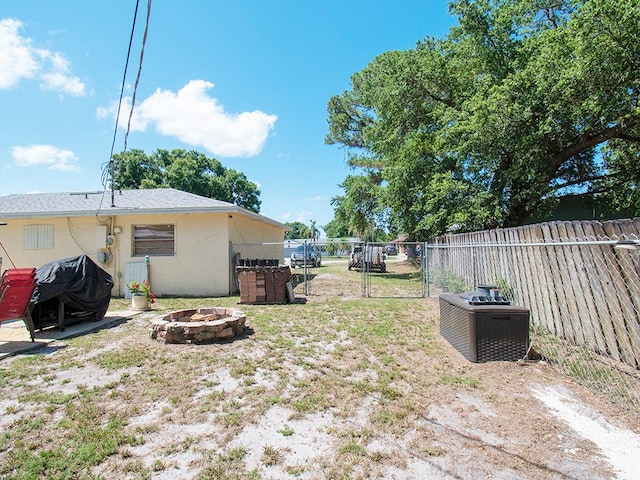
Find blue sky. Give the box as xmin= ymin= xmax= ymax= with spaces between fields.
xmin=1 ymin=1 xmax=455 ymax=232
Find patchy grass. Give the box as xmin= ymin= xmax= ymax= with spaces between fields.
xmin=0 ymin=279 xmax=626 ymax=479
xmin=261 ymin=445 xmax=283 ymax=466
xmin=1 ymin=294 xmax=445 ymax=478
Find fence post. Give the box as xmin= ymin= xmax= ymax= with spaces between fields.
xmin=362 ymin=242 xmax=368 ymax=297
xmin=471 ymin=244 xmax=477 ymax=289
xmin=303 ymin=240 xmax=309 ymax=296
xmin=228 ymin=241 xmax=233 ymax=295
xmin=422 ymin=241 xmax=428 ymax=297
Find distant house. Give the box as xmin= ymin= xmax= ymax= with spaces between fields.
xmin=0 ymin=189 xmax=288 ymax=297
xmin=283 ymin=237 xmax=360 ymax=258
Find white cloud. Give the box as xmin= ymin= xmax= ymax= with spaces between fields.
xmin=38 ymin=51 xmax=85 ymax=95
xmin=294 ymin=211 xmax=314 ymax=223
xmin=104 ymin=80 xmax=277 ymax=158
xmin=0 ymin=18 xmax=85 ymax=95
xmin=96 ymin=103 xmax=115 ymax=120
xmin=0 ymin=19 xmax=38 ymax=88
xmin=12 ymin=145 xmax=80 ymax=171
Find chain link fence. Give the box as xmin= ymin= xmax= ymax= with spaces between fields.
xmin=231 ymin=241 xmax=361 ymax=298
xmin=230 ymin=241 xmax=427 ymax=298
xmin=232 ymin=226 xmax=640 ymax=416
xmin=426 ymin=235 xmax=640 ymax=416
xmin=363 ymin=242 xmax=425 ymax=298
xmin=289 ymin=241 xmax=359 ymax=297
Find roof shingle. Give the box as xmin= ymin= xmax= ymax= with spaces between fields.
xmin=0 ymin=188 xmax=240 ymax=218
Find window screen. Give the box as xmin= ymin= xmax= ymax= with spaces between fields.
xmin=133 ymin=224 xmax=175 ymax=256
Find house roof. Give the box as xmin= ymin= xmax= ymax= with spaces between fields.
xmin=0 ymin=188 xmax=288 ymax=229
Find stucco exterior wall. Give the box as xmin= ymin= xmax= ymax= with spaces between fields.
xmin=0 ymin=217 xmax=106 ymax=271
xmin=228 ymin=214 xmax=286 ymax=262
xmin=1 ymin=211 xmax=285 ymax=298
xmin=111 ymin=212 xmax=230 ymax=297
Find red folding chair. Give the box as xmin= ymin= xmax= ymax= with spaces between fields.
xmin=0 ymin=268 xmax=37 ymax=341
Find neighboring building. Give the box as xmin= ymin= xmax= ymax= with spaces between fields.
xmin=0 ymin=189 xmax=288 ymax=297
xmin=283 ymin=237 xmax=360 ymax=258
xmin=525 ymin=194 xmax=635 ymax=224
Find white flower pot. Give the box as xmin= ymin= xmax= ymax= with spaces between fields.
xmin=131 ymin=294 xmax=150 ymax=311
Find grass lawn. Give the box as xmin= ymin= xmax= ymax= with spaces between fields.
xmin=0 ymin=285 xmax=629 ymax=478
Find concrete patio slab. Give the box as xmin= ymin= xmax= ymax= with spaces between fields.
xmin=0 ymin=311 xmax=137 ymax=360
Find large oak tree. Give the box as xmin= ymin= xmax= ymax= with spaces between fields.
xmin=326 ymin=0 xmax=640 ymax=238
xmin=112 ymin=148 xmax=261 ymax=213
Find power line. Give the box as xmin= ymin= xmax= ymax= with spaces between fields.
xmin=98 ymin=0 xmax=152 ymax=213
xmin=123 ymin=0 xmax=152 ymax=156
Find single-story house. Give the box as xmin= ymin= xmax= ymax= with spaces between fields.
xmin=0 ymin=188 xmax=289 ymax=297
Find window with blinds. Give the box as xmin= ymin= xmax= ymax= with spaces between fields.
xmin=133 ymin=224 xmax=175 ymax=256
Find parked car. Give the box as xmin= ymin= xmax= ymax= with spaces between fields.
xmin=290 ymin=244 xmax=321 ymax=268
xmin=385 ymin=244 xmax=397 ymax=256
xmin=348 ymin=243 xmax=386 ymax=272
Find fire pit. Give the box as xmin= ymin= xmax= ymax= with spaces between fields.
xmin=149 ymin=307 xmax=246 ymax=344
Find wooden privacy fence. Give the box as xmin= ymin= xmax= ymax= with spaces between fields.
xmin=427 ymin=218 xmax=640 ymax=369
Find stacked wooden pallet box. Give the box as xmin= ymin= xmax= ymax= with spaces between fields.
xmin=236 ymin=260 xmax=292 ymax=304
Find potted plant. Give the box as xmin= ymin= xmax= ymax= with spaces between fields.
xmin=126 ymin=280 xmax=155 ymax=311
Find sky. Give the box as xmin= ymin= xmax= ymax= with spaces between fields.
xmin=0 ymin=1 xmax=456 ymax=233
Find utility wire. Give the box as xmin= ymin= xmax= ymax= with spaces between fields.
xmin=97 ymin=0 xmax=152 ymax=213
xmin=101 ymin=0 xmax=140 ymax=196
xmin=124 ymin=0 xmax=152 ymax=155
xmin=0 ymin=240 xmax=17 ymax=269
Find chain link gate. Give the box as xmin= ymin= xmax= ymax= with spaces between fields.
xmin=297 ymin=241 xmax=427 ymax=298
xmin=290 ymin=240 xmax=363 ymax=297
xmin=230 ymin=241 xmax=428 ymax=299
xmin=361 ymin=242 xmax=426 ymax=298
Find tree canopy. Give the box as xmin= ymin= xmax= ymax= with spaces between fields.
xmin=284 ymin=220 xmax=322 ymax=241
xmin=112 ymin=149 xmax=261 ymax=213
xmin=284 ymin=221 xmax=309 ymax=240
xmin=326 ymin=0 xmax=640 ymax=239
xmin=322 ymin=217 xmax=350 ymax=239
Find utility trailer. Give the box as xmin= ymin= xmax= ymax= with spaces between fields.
xmin=348 ymin=243 xmax=386 ymax=273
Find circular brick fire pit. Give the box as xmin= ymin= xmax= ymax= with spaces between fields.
xmin=149 ymin=308 xmax=246 ymax=344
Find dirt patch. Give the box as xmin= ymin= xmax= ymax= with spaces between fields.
xmin=1 ymin=296 xmax=639 ymax=479
xmin=532 ymin=385 xmax=640 ymax=479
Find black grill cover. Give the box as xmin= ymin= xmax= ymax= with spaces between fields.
xmin=31 ymin=255 xmax=114 ymax=321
